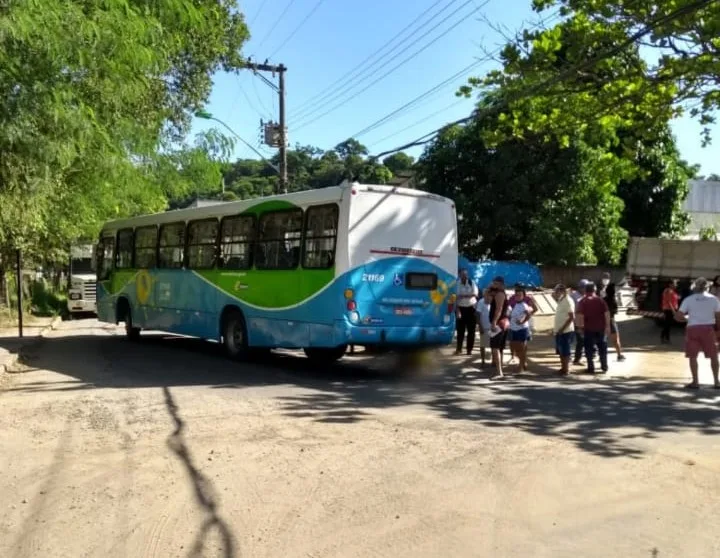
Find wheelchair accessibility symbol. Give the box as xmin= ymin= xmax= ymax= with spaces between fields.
xmin=393 ymin=273 xmax=403 ymax=287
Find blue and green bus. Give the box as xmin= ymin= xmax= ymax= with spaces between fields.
xmin=95 ymin=181 xmax=458 ymax=362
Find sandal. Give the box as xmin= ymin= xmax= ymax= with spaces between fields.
xmin=684 ymin=383 xmax=700 ymax=390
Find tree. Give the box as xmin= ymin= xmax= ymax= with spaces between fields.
xmin=215 ymin=139 xmax=397 ymax=200
xmin=383 ymin=153 xmax=415 ymax=175
xmin=615 ymin=127 xmax=693 ymax=239
xmin=461 ymin=1 xmax=720 ymax=149
xmin=0 ymin=0 xmax=248 ymax=277
xmin=417 ymin=121 xmax=628 ymax=264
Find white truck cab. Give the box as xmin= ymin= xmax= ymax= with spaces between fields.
xmin=67 ymin=245 xmax=97 ymax=316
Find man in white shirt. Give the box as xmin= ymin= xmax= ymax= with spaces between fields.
xmin=675 ymin=277 xmax=720 ymax=389
xmin=552 ymin=284 xmax=575 ymax=376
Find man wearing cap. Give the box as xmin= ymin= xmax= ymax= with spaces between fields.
xmin=675 ymin=277 xmax=720 ymax=389
xmin=571 ymin=279 xmax=589 ymax=365
xmin=576 ymin=282 xmax=611 ymax=374
xmin=552 ymin=284 xmax=575 ymax=376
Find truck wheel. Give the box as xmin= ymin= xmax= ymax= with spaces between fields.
xmin=303 ymin=346 xmax=347 ymax=364
xmin=222 ymin=310 xmax=249 ymax=360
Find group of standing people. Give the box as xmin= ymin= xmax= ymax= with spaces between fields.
xmin=455 ymin=271 xmax=537 ymax=380
xmin=552 ymin=274 xmax=624 ymax=376
xmin=455 ymin=269 xmax=628 ymax=379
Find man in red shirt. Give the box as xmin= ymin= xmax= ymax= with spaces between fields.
xmin=577 ymin=282 xmax=611 ymax=374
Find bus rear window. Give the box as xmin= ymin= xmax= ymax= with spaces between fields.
xmin=405 ymin=272 xmax=437 ymax=290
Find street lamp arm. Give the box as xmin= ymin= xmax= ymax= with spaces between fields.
xmin=195 ymin=112 xmax=280 ymax=176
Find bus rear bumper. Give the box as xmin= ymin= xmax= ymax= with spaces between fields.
xmin=338 ymin=322 xmax=454 ymax=349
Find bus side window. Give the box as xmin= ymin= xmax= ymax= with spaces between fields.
xmin=134 ymin=226 xmax=157 ymax=269
xmin=256 ymin=209 xmax=303 ymax=270
xmin=115 ymin=229 xmax=134 ymax=270
xmin=302 ymin=204 xmax=338 ymax=269
xmin=219 ymin=215 xmax=254 ymax=270
xmin=158 ymin=222 xmax=186 ymax=269
xmin=187 ymin=219 xmax=219 ymax=269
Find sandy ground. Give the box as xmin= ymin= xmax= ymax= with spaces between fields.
xmin=1 ymin=316 xmax=719 ymax=558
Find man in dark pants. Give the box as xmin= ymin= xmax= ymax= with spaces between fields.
xmin=455 ymin=269 xmax=478 ymax=355
xmin=571 ymin=279 xmax=589 ymax=365
xmin=577 ymin=282 xmax=611 ymax=374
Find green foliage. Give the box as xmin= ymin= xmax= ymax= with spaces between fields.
xmin=417 ymin=124 xmax=627 ymax=265
xmin=383 ymin=153 xmax=416 ymax=175
xmin=0 ymin=0 xmax=248 ymax=272
xmin=615 ymin=127 xmax=693 ymax=239
xmin=433 ymin=3 xmax=700 ymax=264
xmin=213 ymin=140 xmax=397 ymax=204
xmin=30 ymin=279 xmax=66 ymax=318
xmin=466 ymin=0 xmax=720 ymax=147
xmin=699 ymin=226 xmax=718 ymax=242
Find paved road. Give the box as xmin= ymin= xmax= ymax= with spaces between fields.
xmin=1 ymin=319 xmax=719 ymax=557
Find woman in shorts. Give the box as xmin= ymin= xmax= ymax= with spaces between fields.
xmin=508 ymin=284 xmax=532 ymax=372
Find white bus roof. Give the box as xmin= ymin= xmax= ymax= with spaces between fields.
xmin=101 ymin=181 xmax=454 ymax=232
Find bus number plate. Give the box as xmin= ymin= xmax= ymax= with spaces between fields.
xmin=394 ymin=307 xmax=412 ymax=316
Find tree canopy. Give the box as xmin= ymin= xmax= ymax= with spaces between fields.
xmin=0 ymin=0 xmax=248 ymax=268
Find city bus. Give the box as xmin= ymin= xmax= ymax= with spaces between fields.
xmin=95 ymin=181 xmax=458 ymax=362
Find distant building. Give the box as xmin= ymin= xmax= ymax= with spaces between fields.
xmin=683 ymin=179 xmax=720 ymax=239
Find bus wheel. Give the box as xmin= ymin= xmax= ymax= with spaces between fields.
xmin=222 ymin=310 xmax=249 ymax=360
xmin=303 ymin=346 xmax=347 ymax=364
xmin=122 ymin=305 xmax=141 ymax=341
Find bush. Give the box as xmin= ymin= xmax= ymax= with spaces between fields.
xmin=30 ymin=279 xmax=66 ymax=317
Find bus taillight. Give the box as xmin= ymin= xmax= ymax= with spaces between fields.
xmin=347 ymin=300 xmax=357 ymax=311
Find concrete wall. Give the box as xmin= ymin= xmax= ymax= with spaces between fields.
xmin=539 ymin=266 xmax=626 ymax=288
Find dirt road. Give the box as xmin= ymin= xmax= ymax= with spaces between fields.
xmin=1 ymin=318 xmax=719 ymax=557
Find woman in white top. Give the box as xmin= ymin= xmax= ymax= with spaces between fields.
xmin=455 ymin=269 xmax=479 ymax=355
xmin=508 ymin=284 xmax=532 ymax=372
xmin=675 ymin=277 xmax=720 ymax=389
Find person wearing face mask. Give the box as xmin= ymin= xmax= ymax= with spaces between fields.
xmin=552 ymin=284 xmax=575 ymax=376
xmin=455 ymin=268 xmax=479 ymax=355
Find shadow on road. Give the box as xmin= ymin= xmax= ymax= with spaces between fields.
xmin=3 ymin=322 xmax=716 ymax=460
xmin=163 ymin=386 xmax=237 ymax=558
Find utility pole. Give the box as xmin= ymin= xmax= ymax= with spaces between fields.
xmin=245 ymin=59 xmax=287 ymax=195
xmin=15 ymin=249 xmax=23 ymax=338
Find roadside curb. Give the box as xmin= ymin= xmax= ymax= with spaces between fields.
xmin=0 ymin=315 xmax=62 ymax=374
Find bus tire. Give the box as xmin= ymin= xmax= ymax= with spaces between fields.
xmin=119 ymin=301 xmax=140 ymax=341
xmin=222 ymin=309 xmax=249 ymax=360
xmin=303 ymin=346 xmax=347 ymax=364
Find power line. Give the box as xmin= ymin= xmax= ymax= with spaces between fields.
xmin=250 ymin=74 xmax=275 ymax=119
xmin=351 ymin=60 xmax=484 ymax=140
xmin=293 ymin=0 xmax=475 ymax=124
xmin=253 ymin=0 xmax=298 ymax=51
xmin=293 ymin=0 xmax=489 ymax=131
xmin=348 ymin=9 xmax=562 ymax=141
xmin=291 ymin=0 xmax=457 ymax=117
xmin=268 ymin=0 xmax=328 ymax=60
xmin=248 ymin=0 xmax=271 ymax=26
xmin=369 ymin=0 xmax=715 ymax=160
xmin=369 ymin=99 xmax=467 ymax=149
xmin=237 ymin=75 xmax=270 ymax=120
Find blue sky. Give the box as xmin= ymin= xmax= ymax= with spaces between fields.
xmin=191 ymin=0 xmax=718 ymax=173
